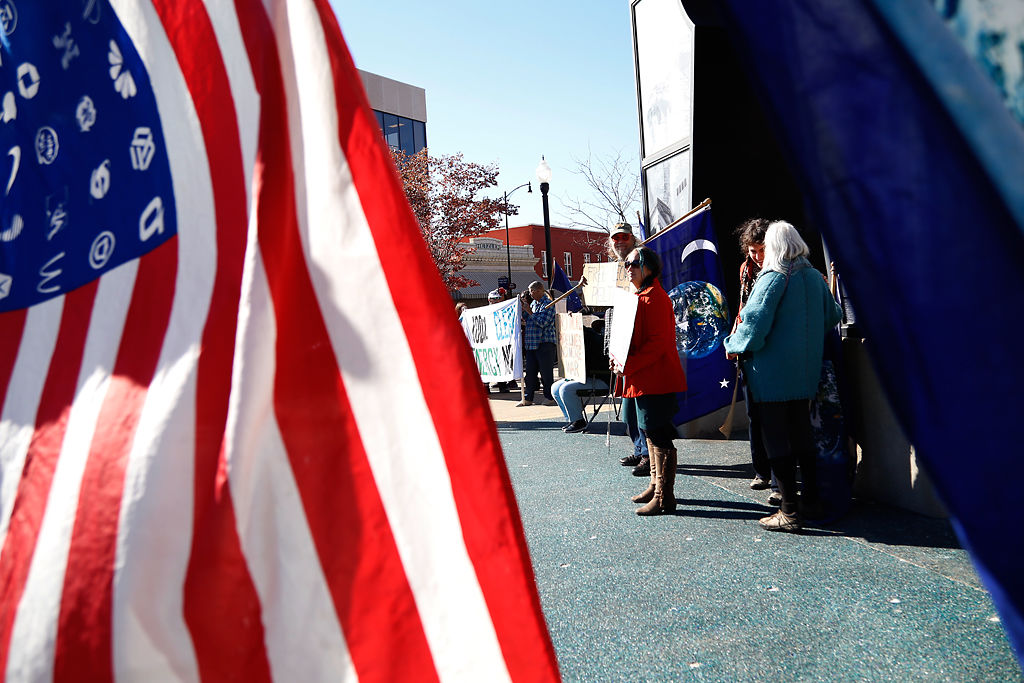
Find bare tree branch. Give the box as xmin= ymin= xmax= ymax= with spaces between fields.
xmin=559 ymin=147 xmax=642 ymax=233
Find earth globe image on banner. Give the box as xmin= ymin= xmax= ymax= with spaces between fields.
xmin=668 ymin=281 xmax=730 ymax=359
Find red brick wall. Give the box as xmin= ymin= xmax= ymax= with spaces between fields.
xmin=470 ymin=224 xmax=609 ymax=281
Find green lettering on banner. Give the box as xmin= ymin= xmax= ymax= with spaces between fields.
xmin=474 ymin=347 xmax=500 ymax=375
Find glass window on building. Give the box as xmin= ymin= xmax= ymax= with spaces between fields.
xmin=632 ymin=0 xmax=695 ymax=236
xmin=382 ymin=112 xmax=400 ymax=150
xmin=564 ymin=252 xmax=572 ymax=278
xmin=413 ymin=120 xmax=427 ymax=151
xmin=643 ymin=149 xmax=692 ymax=234
xmin=584 ymin=253 xmax=591 ymax=264
xmin=541 ymin=250 xmax=548 ymax=279
xmin=633 ymin=0 xmax=694 ymax=160
xmin=398 ymin=117 xmax=415 ymax=155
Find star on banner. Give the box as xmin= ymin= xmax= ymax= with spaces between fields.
xmin=719 ymin=378 xmax=730 ymax=389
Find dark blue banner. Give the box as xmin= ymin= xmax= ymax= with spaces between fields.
xmin=716 ymin=0 xmax=1024 ymax=662
xmin=646 ymin=207 xmax=733 ymax=425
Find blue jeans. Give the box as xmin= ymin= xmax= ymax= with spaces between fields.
xmin=552 ymin=377 xmax=610 ymax=422
xmin=524 ymin=342 xmax=556 ymax=401
xmin=620 ymin=397 xmax=649 ymax=457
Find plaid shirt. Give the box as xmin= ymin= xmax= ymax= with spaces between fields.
xmin=523 ymin=296 xmax=556 ymax=349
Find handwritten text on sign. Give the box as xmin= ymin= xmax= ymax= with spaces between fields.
xmin=461 ymin=298 xmax=523 ymax=382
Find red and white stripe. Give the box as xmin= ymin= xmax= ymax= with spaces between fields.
xmin=0 ymin=1 xmax=559 ymax=680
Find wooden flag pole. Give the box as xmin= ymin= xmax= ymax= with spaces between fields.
xmin=639 ymin=197 xmax=713 ymax=246
xmin=718 ymin=363 xmax=742 ymax=438
xmin=543 ymin=276 xmax=587 ymax=309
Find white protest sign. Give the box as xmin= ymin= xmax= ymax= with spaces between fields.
xmin=582 ymin=262 xmax=630 ymax=306
xmin=557 ymin=313 xmax=586 ymax=382
xmin=461 ymin=298 xmax=522 ymax=382
xmin=607 ymin=287 xmax=638 ymax=371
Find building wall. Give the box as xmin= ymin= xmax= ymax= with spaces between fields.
xmin=358 ymin=69 xmax=427 ymax=155
xmin=473 ymin=225 xmax=610 ymax=282
xmin=454 ymin=238 xmax=538 ymax=305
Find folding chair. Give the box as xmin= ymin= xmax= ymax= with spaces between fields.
xmin=579 ymin=375 xmax=615 ymax=430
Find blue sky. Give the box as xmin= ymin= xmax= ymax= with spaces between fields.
xmin=328 ymin=0 xmax=641 ymax=229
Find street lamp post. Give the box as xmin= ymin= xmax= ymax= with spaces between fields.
xmin=502 ymin=181 xmax=532 ymax=292
xmin=535 ymin=156 xmax=553 ymax=287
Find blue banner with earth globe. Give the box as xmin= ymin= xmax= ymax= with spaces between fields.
xmin=646 ymin=207 xmax=733 ymax=426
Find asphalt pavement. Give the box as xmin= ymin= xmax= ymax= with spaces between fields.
xmin=488 ymin=390 xmax=1023 ymax=682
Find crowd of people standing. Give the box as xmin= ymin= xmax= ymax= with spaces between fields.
xmin=464 ymin=217 xmax=842 ymax=531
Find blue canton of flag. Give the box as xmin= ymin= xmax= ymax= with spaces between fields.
xmin=645 ymin=206 xmax=732 ymax=425
xmin=0 ymin=0 xmax=176 ymax=312
xmin=550 ymin=261 xmax=582 ymax=313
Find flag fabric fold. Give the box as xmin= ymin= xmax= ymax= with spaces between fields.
xmin=550 ymin=261 xmax=583 ymax=313
xmin=0 ymin=1 xmax=559 ymax=680
xmin=715 ymin=0 xmax=1024 ymax=662
xmin=644 ymin=207 xmax=733 ymax=426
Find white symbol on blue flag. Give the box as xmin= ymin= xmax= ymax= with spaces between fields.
xmin=130 ymin=127 xmax=154 ymax=170
xmin=53 ymin=22 xmax=80 ymax=71
xmin=89 ymin=231 xmax=115 ymax=269
xmin=0 ymin=214 xmax=22 ymax=242
xmin=17 ymin=62 xmax=39 ymax=99
xmin=6 ymin=145 xmax=19 ymax=192
xmin=90 ymin=159 xmax=111 ymax=199
xmin=0 ymin=0 xmax=177 ymax=312
xmin=46 ymin=190 xmax=68 ymax=240
xmin=34 ymin=126 xmax=58 ymax=164
xmin=139 ymin=196 xmax=164 ymax=241
xmin=82 ymin=0 xmax=100 ymax=24
xmin=37 ymin=252 xmax=64 ymax=294
xmin=1 ymin=91 xmax=15 ymax=122
xmin=0 ymin=1 xmax=17 ymax=36
xmin=107 ymin=40 xmax=136 ymax=99
xmin=0 ymin=272 xmax=10 ymax=299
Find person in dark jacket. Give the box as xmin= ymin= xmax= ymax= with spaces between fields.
xmin=732 ymin=218 xmax=775 ymax=497
xmin=613 ymin=247 xmax=688 ymax=516
xmin=724 ymin=221 xmax=842 ymax=531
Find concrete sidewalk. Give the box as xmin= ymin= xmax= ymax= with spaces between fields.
xmin=491 ymin=399 xmax=1022 ymax=682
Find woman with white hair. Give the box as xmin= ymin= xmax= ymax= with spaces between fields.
xmin=724 ymin=221 xmax=842 ymax=531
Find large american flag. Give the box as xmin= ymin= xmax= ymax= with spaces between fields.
xmin=0 ymin=0 xmax=559 ymax=680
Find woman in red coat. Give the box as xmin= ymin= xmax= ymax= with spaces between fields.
xmin=614 ymin=247 xmax=688 ymax=516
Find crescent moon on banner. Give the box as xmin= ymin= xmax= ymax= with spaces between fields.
xmin=680 ymin=239 xmax=718 ymax=264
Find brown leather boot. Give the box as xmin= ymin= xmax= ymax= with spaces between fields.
xmin=637 ymin=444 xmax=676 ymax=516
xmin=663 ymin=446 xmax=677 ymax=513
xmin=631 ymin=439 xmax=658 ymax=503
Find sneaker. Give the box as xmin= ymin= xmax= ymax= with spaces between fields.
xmin=767 ymin=491 xmax=783 ymax=506
xmin=564 ymin=419 xmax=587 ymax=433
xmin=750 ymin=476 xmax=771 ymax=490
xmin=758 ymin=509 xmax=801 ymax=532
xmin=620 ymin=454 xmax=642 ymax=466
xmin=631 ymin=456 xmax=650 ymax=477
xmin=514 ymin=400 xmax=533 ymax=407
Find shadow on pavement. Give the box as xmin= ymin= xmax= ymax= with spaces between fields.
xmin=677 ymin=462 xmax=755 ymax=480
xmin=496 ymin=421 xmax=569 ymax=431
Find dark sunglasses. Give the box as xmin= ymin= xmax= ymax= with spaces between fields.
xmin=624 ymin=260 xmax=643 ymax=269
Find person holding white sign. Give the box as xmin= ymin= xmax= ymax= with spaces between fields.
xmin=613 ymin=247 xmax=688 ymax=516
xmin=552 ymin=319 xmax=610 ymax=433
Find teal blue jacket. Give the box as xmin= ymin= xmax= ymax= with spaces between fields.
xmin=724 ymin=258 xmax=842 ymax=402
